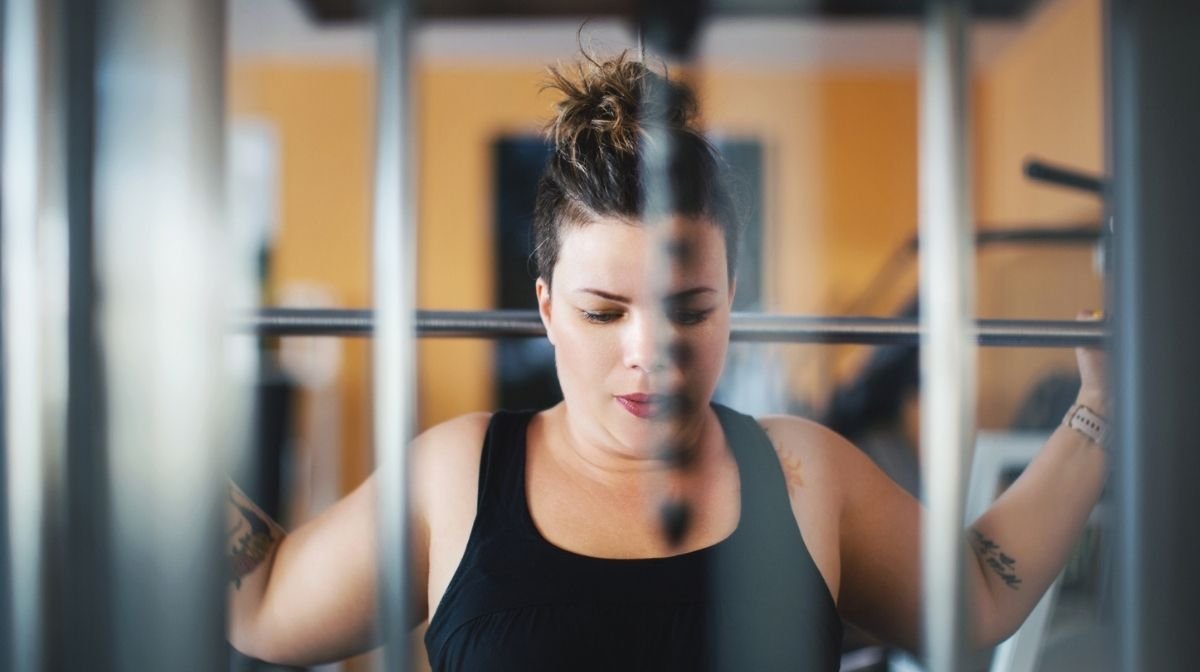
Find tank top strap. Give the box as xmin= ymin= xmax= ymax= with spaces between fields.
xmin=473 ymin=409 xmax=538 ymax=529
xmin=710 ymin=404 xmax=793 ymax=521
xmin=709 ymin=403 xmax=843 ymax=670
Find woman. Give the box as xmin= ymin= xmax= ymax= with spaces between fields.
xmin=226 ymin=54 xmax=1109 ymax=671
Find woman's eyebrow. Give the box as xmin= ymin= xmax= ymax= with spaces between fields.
xmin=575 ymin=288 xmax=631 ymax=303
xmin=573 ymin=287 xmax=716 ymax=303
xmin=666 ymin=287 xmax=716 ymax=301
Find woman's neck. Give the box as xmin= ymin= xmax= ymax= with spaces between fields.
xmin=541 ymin=402 xmax=718 ymax=493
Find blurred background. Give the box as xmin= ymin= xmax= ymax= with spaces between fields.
xmin=227 ymin=0 xmax=1105 ymax=669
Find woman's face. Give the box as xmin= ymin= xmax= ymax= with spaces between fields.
xmin=536 ymin=217 xmax=734 ymax=456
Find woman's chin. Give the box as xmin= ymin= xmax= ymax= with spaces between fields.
xmin=607 ymin=410 xmax=695 ymax=456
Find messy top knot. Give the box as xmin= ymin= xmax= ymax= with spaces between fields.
xmin=545 ymin=53 xmax=700 ymax=168
xmin=533 ymin=52 xmax=741 ymax=285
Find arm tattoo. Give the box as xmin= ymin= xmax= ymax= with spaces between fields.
xmin=970 ymin=529 xmax=1022 ymax=590
xmin=228 ymin=493 xmax=281 ymax=590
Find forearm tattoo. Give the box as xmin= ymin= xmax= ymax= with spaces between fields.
xmin=228 ymin=492 xmax=282 ymax=590
xmin=970 ymin=529 xmax=1022 ymax=590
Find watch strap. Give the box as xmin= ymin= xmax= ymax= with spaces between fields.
xmin=1063 ymin=403 xmax=1109 ymax=446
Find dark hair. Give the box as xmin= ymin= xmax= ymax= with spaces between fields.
xmin=532 ymin=52 xmax=742 ymax=285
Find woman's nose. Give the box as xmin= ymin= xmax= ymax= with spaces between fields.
xmin=623 ymin=316 xmax=671 ymax=373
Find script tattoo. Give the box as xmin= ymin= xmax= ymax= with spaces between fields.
xmin=228 ymin=493 xmax=280 ymax=590
xmin=970 ymin=529 xmax=1022 ymax=590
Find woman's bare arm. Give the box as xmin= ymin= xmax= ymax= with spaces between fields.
xmin=226 ymin=482 xmax=287 ymax=655
xmin=766 ymin=416 xmax=926 ymax=652
xmin=225 ymin=412 xmax=491 ymax=665
xmin=965 ymin=324 xmax=1109 ymax=642
xmin=768 ymin=410 xmax=1103 ymax=654
xmin=832 ymin=336 xmax=1109 ymax=652
xmin=226 ymin=473 xmax=391 ymax=665
xmin=965 ymin=404 xmax=1106 ymax=641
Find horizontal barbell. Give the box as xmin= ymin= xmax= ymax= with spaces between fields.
xmin=243 ymin=308 xmax=1105 ymax=348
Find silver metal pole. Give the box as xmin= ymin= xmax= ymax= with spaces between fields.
xmin=55 ymin=0 xmax=115 ymax=667
xmin=635 ymin=37 xmax=686 ymax=549
xmin=372 ymin=0 xmax=417 ymax=669
xmin=1 ymin=1 xmax=51 ymax=668
xmin=242 ymin=308 xmax=1105 ymax=348
xmin=93 ymin=0 xmax=228 ymax=668
xmin=1110 ymin=0 xmax=1200 ymax=668
xmin=919 ymin=1 xmax=975 ymax=671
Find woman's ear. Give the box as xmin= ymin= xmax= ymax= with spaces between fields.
xmin=728 ymin=277 xmax=737 ymax=307
xmin=535 ymin=277 xmax=555 ymax=346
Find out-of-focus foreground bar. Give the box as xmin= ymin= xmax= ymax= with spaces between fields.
xmin=1109 ymin=0 xmax=1200 ymax=669
xmin=244 ymin=308 xmax=1107 ymax=348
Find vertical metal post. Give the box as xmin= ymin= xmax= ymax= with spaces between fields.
xmin=93 ymin=0 xmax=229 ymax=669
xmin=57 ymin=0 xmax=116 ymax=667
xmin=0 ymin=93 xmax=6 ymax=658
xmin=1 ymin=1 xmax=50 ymax=669
xmin=918 ymin=1 xmax=975 ymax=671
xmin=636 ymin=26 xmax=687 ymax=551
xmin=373 ymin=0 xmax=417 ymax=669
xmin=1108 ymin=1 xmax=1200 ymax=669
xmin=636 ymin=0 xmax=707 ymax=548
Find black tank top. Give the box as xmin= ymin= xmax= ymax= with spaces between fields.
xmin=424 ymin=404 xmax=842 ymax=671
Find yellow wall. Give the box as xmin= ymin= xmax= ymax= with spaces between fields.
xmin=229 ymin=61 xmax=925 ymax=442
xmin=414 ymin=68 xmax=549 ymax=429
xmin=414 ymin=65 xmax=925 ymax=425
xmin=976 ymin=0 xmax=1104 ymax=223
xmin=693 ymin=69 xmax=920 ymax=403
xmin=228 ymin=0 xmax=1105 ymax=484
xmin=973 ymin=0 xmax=1105 ymax=427
xmin=417 ymin=66 xmax=924 ymax=419
xmin=228 ymin=64 xmax=375 ymax=492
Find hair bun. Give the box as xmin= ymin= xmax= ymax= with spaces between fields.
xmin=544 ymin=52 xmax=699 ymax=170
xmin=532 ymin=51 xmax=741 ymax=285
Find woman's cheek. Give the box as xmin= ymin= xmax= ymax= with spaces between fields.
xmin=685 ymin=331 xmax=726 ymax=392
xmin=556 ymin=321 xmax=606 ymax=381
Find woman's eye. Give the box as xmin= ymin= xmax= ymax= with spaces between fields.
xmin=582 ymin=310 xmax=620 ymax=324
xmin=671 ymin=309 xmax=712 ymax=326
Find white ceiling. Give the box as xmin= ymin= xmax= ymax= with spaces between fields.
xmin=229 ymin=0 xmax=1025 ymax=71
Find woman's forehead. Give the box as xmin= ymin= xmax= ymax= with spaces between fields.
xmin=554 ymin=218 xmax=728 ymax=292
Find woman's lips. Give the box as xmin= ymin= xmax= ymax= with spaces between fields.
xmin=615 ymin=393 xmax=667 ymax=419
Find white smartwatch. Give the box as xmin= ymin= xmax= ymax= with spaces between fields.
xmin=1062 ymin=403 xmax=1109 ymax=447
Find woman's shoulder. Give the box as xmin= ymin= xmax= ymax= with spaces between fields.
xmin=411 ymin=412 xmax=494 ymax=521
xmin=754 ymin=413 xmax=854 ymax=454
xmin=412 ymin=411 xmax=494 ymax=463
xmin=417 ymin=411 xmax=495 ymax=442
xmin=753 ymin=414 xmax=863 ymax=495
xmin=413 ymin=406 xmax=554 ymax=464
xmin=413 ymin=410 xmax=495 ymax=461
xmin=750 ymin=414 xmax=849 ymax=597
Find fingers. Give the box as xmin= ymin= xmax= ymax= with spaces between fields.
xmin=1072 ymin=308 xmax=1109 ymax=410
xmin=1074 ymin=309 xmax=1105 ymax=354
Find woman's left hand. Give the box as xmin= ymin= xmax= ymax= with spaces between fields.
xmin=1074 ymin=309 xmax=1109 ymax=416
